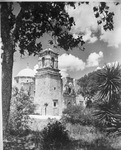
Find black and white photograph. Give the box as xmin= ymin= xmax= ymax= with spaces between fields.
xmin=1 ymin=1 xmax=121 ymax=150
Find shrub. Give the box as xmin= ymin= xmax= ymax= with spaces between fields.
xmin=90 ymin=136 xmax=116 ymax=150
xmin=62 ymin=105 xmax=96 ymax=126
xmin=39 ymin=120 xmax=71 ymax=150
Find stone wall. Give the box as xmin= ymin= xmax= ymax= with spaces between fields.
xmin=34 ymin=71 xmax=63 ymax=116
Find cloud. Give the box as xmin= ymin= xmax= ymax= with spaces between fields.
xmin=95 ymin=66 xmax=101 ymax=71
xmin=59 ymin=69 xmax=69 ymax=78
xmin=66 ymin=2 xmax=121 ymax=48
xmin=66 ymin=3 xmax=99 ymax=43
xmin=58 ymin=53 xmax=86 ymax=77
xmin=83 ymin=28 xmax=98 ymax=43
xmin=86 ymin=51 xmax=103 ymax=67
xmin=100 ymin=3 xmax=121 ymax=48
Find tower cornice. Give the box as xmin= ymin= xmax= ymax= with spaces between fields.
xmin=39 ymin=48 xmax=59 ymax=56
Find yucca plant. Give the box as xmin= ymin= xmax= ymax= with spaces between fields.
xmin=94 ymin=63 xmax=121 ymax=135
xmin=97 ymin=63 xmax=121 ymax=101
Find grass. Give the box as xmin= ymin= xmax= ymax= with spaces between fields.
xmin=66 ymin=123 xmax=121 ymax=150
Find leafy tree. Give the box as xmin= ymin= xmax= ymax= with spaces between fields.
xmin=94 ymin=63 xmax=121 ymax=135
xmin=8 ymin=87 xmax=35 ymax=137
xmin=1 ymin=2 xmax=115 ymax=134
xmin=77 ymin=70 xmax=101 ymax=102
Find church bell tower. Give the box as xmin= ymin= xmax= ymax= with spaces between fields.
xmin=34 ymin=48 xmax=63 ymax=116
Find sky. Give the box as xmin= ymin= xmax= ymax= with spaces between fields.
xmin=12 ymin=1 xmax=121 ymax=80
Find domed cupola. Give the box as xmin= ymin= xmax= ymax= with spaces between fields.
xmin=17 ymin=66 xmax=35 ymax=78
xmin=14 ymin=65 xmax=35 ymax=84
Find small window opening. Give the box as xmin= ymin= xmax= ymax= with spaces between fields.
xmin=54 ymin=102 xmax=56 ymax=107
xmin=68 ymin=87 xmax=71 ymax=94
xmin=42 ymin=57 xmax=45 ymax=67
xmin=51 ymin=57 xmax=54 ymax=68
xmin=16 ymin=79 xmax=19 ymax=83
xmin=53 ymin=99 xmax=58 ymax=107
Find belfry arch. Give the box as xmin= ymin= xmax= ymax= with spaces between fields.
xmin=42 ymin=57 xmax=45 ymax=67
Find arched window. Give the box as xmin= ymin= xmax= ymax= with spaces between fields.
xmin=68 ymin=87 xmax=71 ymax=94
xmin=42 ymin=57 xmax=45 ymax=67
xmin=51 ymin=57 xmax=54 ymax=68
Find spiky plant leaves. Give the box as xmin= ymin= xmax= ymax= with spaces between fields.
xmin=97 ymin=63 xmax=121 ymax=102
xmin=94 ymin=63 xmax=121 ymax=135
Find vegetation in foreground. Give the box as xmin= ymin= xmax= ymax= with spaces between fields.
xmin=4 ymin=119 xmax=120 ymax=150
xmin=4 ymin=63 xmax=121 ymax=150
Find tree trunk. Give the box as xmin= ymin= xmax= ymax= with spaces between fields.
xmin=1 ymin=3 xmax=14 ymax=136
xmin=2 ymin=40 xmax=14 ymax=136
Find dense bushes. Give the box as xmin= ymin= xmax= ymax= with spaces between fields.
xmin=4 ymin=120 xmax=71 ymax=150
xmin=62 ymin=104 xmax=120 ymax=135
xmin=38 ymin=121 xmax=117 ymax=150
xmin=62 ymin=105 xmax=96 ymax=126
xmin=72 ymin=137 xmax=116 ymax=150
xmin=39 ymin=120 xmax=71 ymax=150
xmin=4 ymin=117 xmax=120 ymax=150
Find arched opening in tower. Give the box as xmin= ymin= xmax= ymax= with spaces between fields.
xmin=42 ymin=57 xmax=45 ymax=67
xmin=51 ymin=57 xmax=55 ymax=68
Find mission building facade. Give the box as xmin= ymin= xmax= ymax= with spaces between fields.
xmin=14 ymin=48 xmax=80 ymax=117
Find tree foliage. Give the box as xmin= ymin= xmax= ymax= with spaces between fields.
xmin=2 ymin=2 xmax=85 ymax=55
xmin=93 ymin=2 xmax=114 ymax=30
xmin=77 ymin=70 xmax=102 ymax=101
xmin=9 ymin=87 xmax=35 ymax=137
xmin=1 ymin=2 xmax=115 ymax=55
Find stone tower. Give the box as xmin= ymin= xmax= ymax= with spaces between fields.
xmin=34 ymin=48 xmax=63 ymax=116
